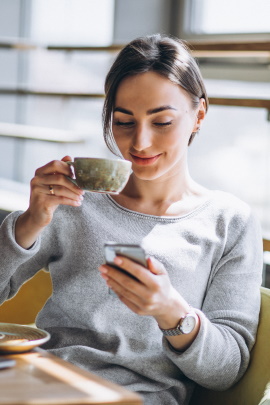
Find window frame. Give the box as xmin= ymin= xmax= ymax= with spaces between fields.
xmin=177 ymin=0 xmax=270 ymax=43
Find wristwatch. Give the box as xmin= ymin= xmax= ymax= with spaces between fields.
xmin=159 ymin=312 xmax=197 ymax=336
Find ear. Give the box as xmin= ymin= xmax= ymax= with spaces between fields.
xmin=192 ymin=98 xmax=206 ymax=132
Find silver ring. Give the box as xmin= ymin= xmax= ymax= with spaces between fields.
xmin=49 ymin=185 xmax=55 ymax=195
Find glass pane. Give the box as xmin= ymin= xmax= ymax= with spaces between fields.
xmin=2 ymin=1 xmax=116 ymax=184
xmin=189 ymin=104 xmax=270 ymax=236
xmin=192 ymin=0 xmax=270 ymax=34
xmin=30 ymin=0 xmax=114 ymax=45
xmin=26 ymin=50 xmax=114 ymax=93
xmin=204 ymin=79 xmax=270 ymax=99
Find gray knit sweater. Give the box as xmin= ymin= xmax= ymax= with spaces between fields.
xmin=0 ymin=190 xmax=263 ymax=405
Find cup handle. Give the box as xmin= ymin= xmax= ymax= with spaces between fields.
xmin=66 ymin=161 xmax=79 ymax=187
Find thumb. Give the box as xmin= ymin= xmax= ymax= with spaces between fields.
xmin=61 ymin=155 xmax=72 ymax=162
xmin=147 ymin=257 xmax=167 ymax=275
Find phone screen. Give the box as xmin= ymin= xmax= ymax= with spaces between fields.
xmin=104 ymin=243 xmax=147 ymax=268
xmin=104 ymin=243 xmax=148 ymax=290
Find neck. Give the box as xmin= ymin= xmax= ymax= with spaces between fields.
xmin=113 ymin=158 xmax=210 ymax=217
xmin=126 ymin=167 xmax=194 ymax=205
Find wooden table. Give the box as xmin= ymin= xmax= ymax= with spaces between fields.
xmin=0 ymin=348 xmax=143 ymax=405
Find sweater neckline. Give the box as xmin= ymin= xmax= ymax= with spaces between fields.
xmin=103 ymin=192 xmax=215 ymax=221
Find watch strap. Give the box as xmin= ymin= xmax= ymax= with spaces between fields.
xmin=159 ymin=325 xmax=184 ymax=336
xmin=159 ymin=312 xmax=196 ymax=336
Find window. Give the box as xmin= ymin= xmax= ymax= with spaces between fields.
xmin=196 ymin=0 xmax=270 ymax=34
xmin=0 ymin=1 xmax=115 ymax=183
xmin=181 ymin=0 xmax=270 ymax=38
xmin=31 ymin=0 xmax=114 ymax=45
xmin=177 ymin=0 xmax=270 ymax=236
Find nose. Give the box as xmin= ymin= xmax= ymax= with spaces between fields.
xmin=132 ymin=124 xmax=152 ymax=152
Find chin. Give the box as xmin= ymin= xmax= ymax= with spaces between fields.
xmin=132 ymin=169 xmax=163 ymax=182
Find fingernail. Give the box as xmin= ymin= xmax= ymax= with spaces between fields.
xmin=114 ymin=257 xmax=122 ymax=265
xmin=79 ymin=195 xmax=84 ymax=201
xmin=101 ymin=273 xmax=108 ymax=281
xmin=99 ymin=266 xmax=107 ymax=274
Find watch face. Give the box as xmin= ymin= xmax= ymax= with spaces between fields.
xmin=181 ymin=314 xmax=196 ymax=334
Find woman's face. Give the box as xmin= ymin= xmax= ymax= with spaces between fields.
xmin=112 ymin=71 xmax=205 ymax=182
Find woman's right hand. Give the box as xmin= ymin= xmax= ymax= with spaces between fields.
xmin=15 ymin=156 xmax=84 ymax=249
xmin=28 ymin=155 xmax=84 ymax=227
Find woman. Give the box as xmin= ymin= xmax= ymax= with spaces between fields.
xmin=0 ymin=34 xmax=263 ymax=405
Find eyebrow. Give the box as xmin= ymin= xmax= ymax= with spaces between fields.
xmin=113 ymin=105 xmax=177 ymax=116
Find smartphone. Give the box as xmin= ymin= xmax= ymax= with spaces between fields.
xmin=104 ymin=242 xmax=148 ymax=269
xmin=0 ymin=358 xmax=16 ymax=370
xmin=104 ymin=242 xmax=148 ymax=295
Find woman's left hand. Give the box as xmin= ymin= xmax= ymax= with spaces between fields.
xmin=99 ymin=256 xmax=190 ymax=328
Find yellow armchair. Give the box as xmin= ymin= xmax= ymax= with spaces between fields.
xmin=190 ymin=287 xmax=270 ymax=405
xmin=0 ymin=272 xmax=269 ymax=405
xmin=0 ymin=269 xmax=52 ymax=324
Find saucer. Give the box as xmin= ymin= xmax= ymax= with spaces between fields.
xmin=0 ymin=323 xmax=50 ymax=353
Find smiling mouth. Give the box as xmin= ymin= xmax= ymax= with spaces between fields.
xmin=130 ymin=153 xmax=161 ymax=166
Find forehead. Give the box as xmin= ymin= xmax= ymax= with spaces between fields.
xmin=114 ymin=71 xmax=192 ymax=110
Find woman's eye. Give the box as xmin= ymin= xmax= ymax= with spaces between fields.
xmin=114 ymin=121 xmax=134 ymax=127
xmin=155 ymin=121 xmax=172 ymax=127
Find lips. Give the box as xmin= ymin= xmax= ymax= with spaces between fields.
xmin=130 ymin=153 xmax=161 ymax=166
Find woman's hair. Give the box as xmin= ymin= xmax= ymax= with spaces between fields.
xmin=102 ymin=33 xmax=208 ymax=155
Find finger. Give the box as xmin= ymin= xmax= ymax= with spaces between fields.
xmin=99 ymin=263 xmax=154 ymax=305
xmin=104 ymin=275 xmax=143 ymax=312
xmin=113 ymin=256 xmax=159 ymax=285
xmin=32 ymin=173 xmax=83 ymax=196
xmin=35 ymin=159 xmax=72 ymax=177
xmin=115 ymin=291 xmax=146 ymax=315
xmin=118 ymin=297 xmax=142 ymax=314
xmin=147 ymin=257 xmax=167 ymax=275
xmin=43 ymin=174 xmax=83 ymax=196
xmin=46 ymin=196 xmax=83 ymax=207
xmin=106 ymin=275 xmax=160 ymax=316
xmin=30 ymin=178 xmax=83 ymax=209
xmin=45 ymin=184 xmax=84 ymax=202
xmin=30 ymin=186 xmax=83 ymax=208
xmin=61 ymin=155 xmax=72 ymax=162
xmin=106 ymin=275 xmax=150 ymax=308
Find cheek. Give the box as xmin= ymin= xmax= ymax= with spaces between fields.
xmin=112 ymin=126 xmax=123 ymax=141
xmin=112 ymin=129 xmax=131 ymax=152
xmin=163 ymin=130 xmax=187 ymax=150
xmin=171 ymin=120 xmax=194 ymax=145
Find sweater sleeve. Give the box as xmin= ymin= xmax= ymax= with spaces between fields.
xmin=0 ymin=211 xmax=49 ymax=304
xmin=162 ymin=209 xmax=263 ymax=390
